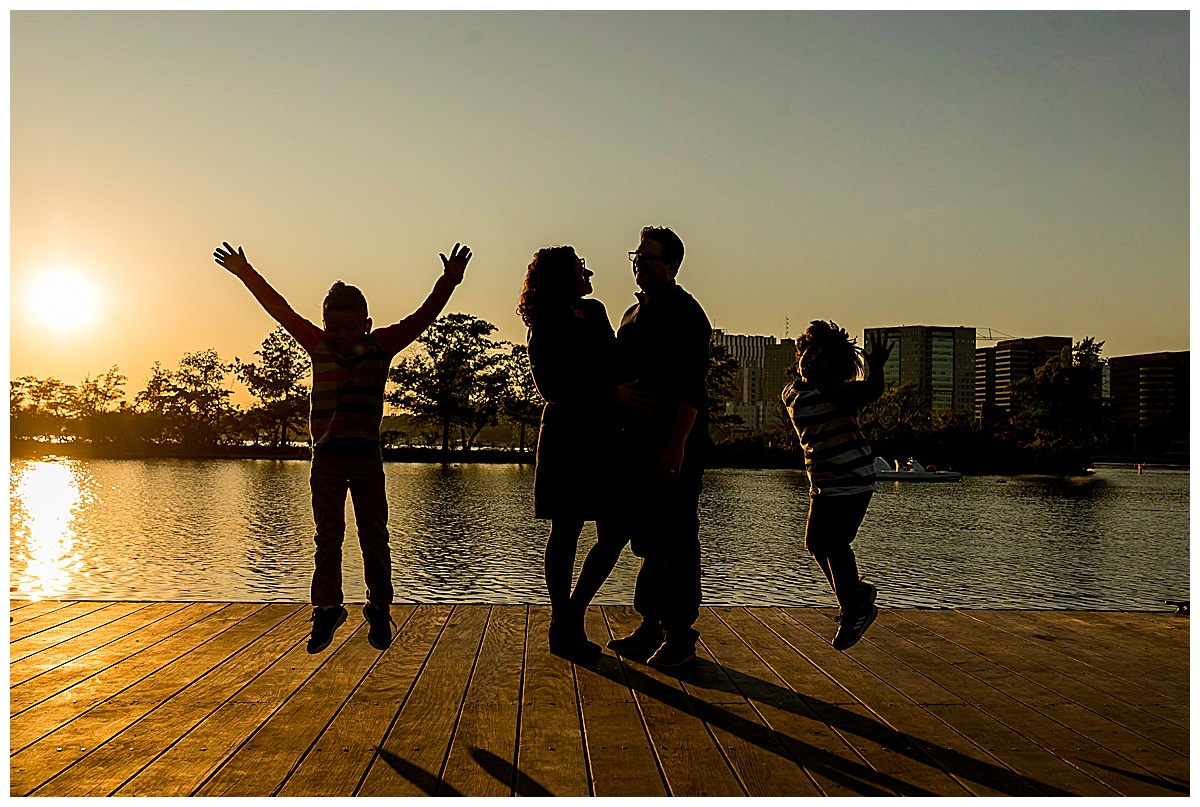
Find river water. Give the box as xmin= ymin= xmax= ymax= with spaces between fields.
xmin=9 ymin=459 xmax=1189 ymax=610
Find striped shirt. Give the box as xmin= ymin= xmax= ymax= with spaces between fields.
xmin=310 ymin=337 xmax=394 ymax=450
xmin=783 ymin=380 xmax=878 ymax=497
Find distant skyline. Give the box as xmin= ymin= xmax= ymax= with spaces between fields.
xmin=11 ymin=11 xmax=1189 ymax=395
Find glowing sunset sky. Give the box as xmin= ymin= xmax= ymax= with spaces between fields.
xmin=11 ymin=11 xmax=1189 ymax=396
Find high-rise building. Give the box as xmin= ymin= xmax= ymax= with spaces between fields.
xmin=711 ymin=330 xmax=795 ymax=432
xmin=1104 ymin=351 xmax=1189 ymax=453
xmin=863 ymin=325 xmax=976 ymax=413
xmin=975 ymin=336 xmax=1072 ymax=423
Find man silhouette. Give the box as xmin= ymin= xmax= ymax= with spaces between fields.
xmin=607 ymin=226 xmax=712 ymax=669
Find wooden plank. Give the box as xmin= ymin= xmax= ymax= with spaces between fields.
xmin=688 ymin=609 xmax=826 ymax=796
xmin=939 ymin=611 xmax=1190 ymax=746
xmin=600 ymin=605 xmax=744 ymax=796
xmin=440 ymin=604 xmax=527 ymax=796
xmin=902 ymin=612 xmax=1190 ymax=787
xmin=979 ymin=610 xmax=1190 ymax=700
xmin=356 ymin=604 xmax=491 ymax=796
xmin=195 ymin=615 xmax=385 ymax=797
xmin=114 ymin=605 xmax=362 ymax=796
xmin=575 ymin=606 xmax=666 ymax=797
xmin=11 ymin=602 xmax=191 ymax=687
xmin=9 ymin=602 xmax=113 ymax=642
xmin=10 ymin=602 xmax=151 ymax=663
xmin=10 ymin=602 xmax=223 ymax=715
xmin=10 ymin=603 xmax=232 ymax=745
xmin=704 ymin=607 xmax=889 ymax=797
xmin=276 ymin=604 xmax=445 ymax=797
xmin=778 ymin=606 xmax=1044 ymax=796
xmin=721 ymin=606 xmax=971 ymax=797
xmin=513 ymin=605 xmax=590 ymax=797
xmin=866 ymin=615 xmax=1121 ymax=796
xmin=10 ymin=603 xmax=276 ymax=795
xmin=892 ymin=612 xmax=1190 ymax=792
xmin=28 ymin=605 xmax=305 ymax=796
xmin=9 ymin=600 xmax=69 ymax=623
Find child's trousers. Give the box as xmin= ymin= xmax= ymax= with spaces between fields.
xmin=309 ymin=447 xmax=393 ymax=610
xmin=804 ymin=492 xmax=872 ymax=611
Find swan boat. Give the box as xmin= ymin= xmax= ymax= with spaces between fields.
xmin=873 ymin=457 xmax=962 ymax=482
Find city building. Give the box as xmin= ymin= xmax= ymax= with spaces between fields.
xmin=974 ymin=336 xmax=1072 ymax=424
xmin=1104 ymin=351 xmax=1189 ymax=454
xmin=863 ymin=325 xmax=976 ymax=414
xmin=710 ymin=330 xmax=795 ymax=433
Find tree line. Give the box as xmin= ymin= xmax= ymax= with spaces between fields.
xmin=11 ymin=315 xmax=543 ymax=455
xmin=11 ymin=317 xmax=1111 ymax=473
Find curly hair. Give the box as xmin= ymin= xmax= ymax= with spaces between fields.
xmin=796 ymin=320 xmax=864 ymax=383
xmin=323 ymin=281 xmax=368 ymax=319
xmin=517 ymin=245 xmax=580 ymax=328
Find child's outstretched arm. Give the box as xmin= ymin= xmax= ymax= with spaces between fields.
xmin=374 ymin=243 xmax=472 ymax=355
xmin=214 ymin=242 xmax=323 ymax=352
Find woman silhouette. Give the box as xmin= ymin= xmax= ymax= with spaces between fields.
xmin=518 ymin=246 xmax=646 ymax=662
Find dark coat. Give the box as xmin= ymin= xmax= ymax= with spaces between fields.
xmin=528 ymin=298 xmax=618 ymax=520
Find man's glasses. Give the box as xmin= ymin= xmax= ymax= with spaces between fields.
xmin=628 ymin=251 xmax=663 ymax=267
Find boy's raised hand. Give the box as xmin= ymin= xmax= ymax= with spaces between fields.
xmin=440 ymin=243 xmax=472 ymax=285
xmin=214 ymin=242 xmax=252 ymax=277
xmin=866 ymin=331 xmax=894 ymax=369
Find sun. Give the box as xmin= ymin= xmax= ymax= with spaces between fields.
xmin=27 ymin=269 xmax=102 ymax=331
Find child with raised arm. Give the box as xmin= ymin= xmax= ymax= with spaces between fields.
xmin=782 ymin=321 xmax=892 ymax=651
xmin=214 ymin=240 xmax=471 ymax=653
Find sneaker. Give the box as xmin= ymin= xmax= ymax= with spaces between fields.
xmin=363 ymin=603 xmax=397 ymax=650
xmin=307 ymin=605 xmax=348 ymax=654
xmin=607 ymin=622 xmax=665 ymax=662
xmin=832 ymin=603 xmax=878 ymax=651
xmin=835 ymin=580 xmax=878 ymax=624
xmin=647 ymin=641 xmax=696 ymax=670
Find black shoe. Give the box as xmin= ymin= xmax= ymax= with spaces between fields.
xmin=307 ymin=605 xmax=348 ymax=654
xmin=363 ymin=603 xmax=396 ymax=650
xmin=647 ymin=641 xmax=696 ymax=670
xmin=832 ymin=603 xmax=878 ymax=651
xmin=548 ymin=617 xmax=603 ymax=664
xmin=607 ymin=622 xmax=664 ymax=662
xmin=835 ymin=581 xmax=878 ymax=624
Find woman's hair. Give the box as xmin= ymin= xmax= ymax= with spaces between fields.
xmin=517 ymin=245 xmax=580 ymax=328
xmin=323 ymin=281 xmax=368 ymax=319
xmin=796 ymin=319 xmax=864 ymax=383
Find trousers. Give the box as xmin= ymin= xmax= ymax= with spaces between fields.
xmin=309 ymin=447 xmax=392 ymax=609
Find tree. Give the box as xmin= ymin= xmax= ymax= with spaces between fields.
xmin=235 ymin=326 xmax=310 ymax=447
xmin=176 ymin=349 xmax=235 ymax=445
xmin=501 ymin=343 xmax=541 ymax=454
xmin=1007 ymin=337 xmax=1110 ymax=473
xmin=386 ymin=313 xmax=510 ymax=451
xmin=11 ymin=376 xmax=76 ymax=439
xmin=70 ymin=366 xmax=128 ymax=440
xmin=133 ymin=362 xmax=176 ymax=442
xmin=706 ymin=341 xmax=744 ymax=443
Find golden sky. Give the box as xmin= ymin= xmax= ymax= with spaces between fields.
xmin=10 ymin=11 xmax=1190 ymax=399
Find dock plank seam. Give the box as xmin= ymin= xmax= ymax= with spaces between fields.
xmin=268 ymin=606 xmax=421 ymax=796
xmin=928 ymin=610 xmax=1191 ymax=748
xmin=768 ymin=606 xmax=1028 ymax=796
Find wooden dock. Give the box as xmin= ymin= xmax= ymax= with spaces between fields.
xmin=9 ymin=600 xmax=1189 ymax=796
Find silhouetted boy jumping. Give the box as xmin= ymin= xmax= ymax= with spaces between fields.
xmin=215 ymin=241 xmax=471 ymax=653
xmin=783 ymin=321 xmax=892 ymax=650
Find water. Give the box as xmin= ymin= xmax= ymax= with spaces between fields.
xmin=9 ymin=459 xmax=1189 ymax=610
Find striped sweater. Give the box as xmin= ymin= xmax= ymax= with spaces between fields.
xmin=310 ymin=337 xmax=394 ymax=450
xmin=782 ymin=380 xmax=880 ymax=497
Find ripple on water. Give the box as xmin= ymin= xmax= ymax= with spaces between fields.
xmin=8 ymin=460 xmax=1189 ymax=609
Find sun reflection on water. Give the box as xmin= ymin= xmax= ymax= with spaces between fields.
xmin=11 ymin=461 xmax=87 ymax=600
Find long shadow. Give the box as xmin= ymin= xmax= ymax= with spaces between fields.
xmin=468 ymin=748 xmax=554 ymax=796
xmin=373 ymin=747 xmax=464 ymax=797
xmin=586 ymin=651 xmax=1077 ymax=797
xmin=1085 ymin=759 xmax=1189 ymax=794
